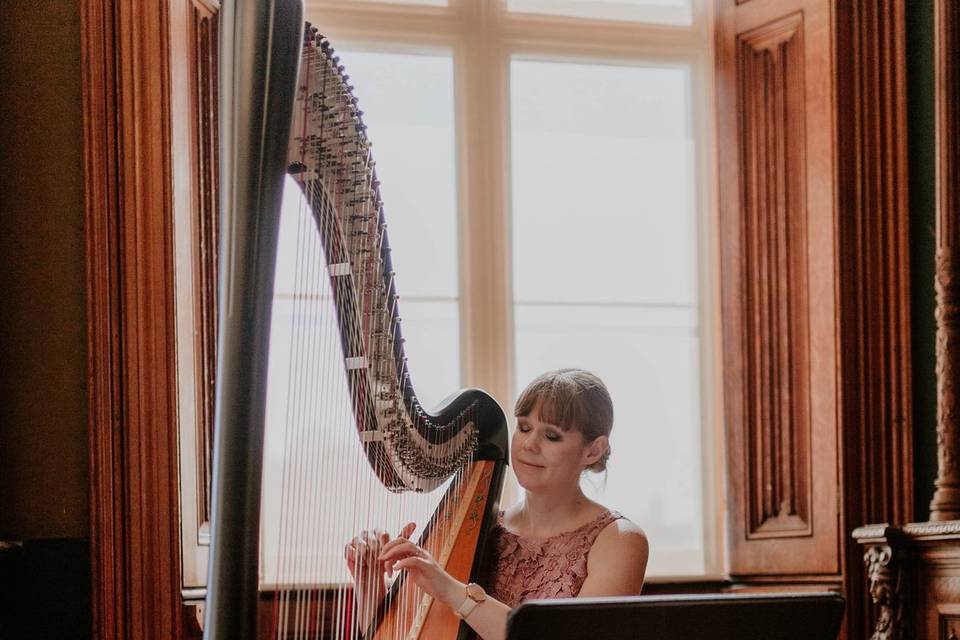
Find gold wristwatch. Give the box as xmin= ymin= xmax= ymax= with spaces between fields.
xmin=454 ymin=582 xmax=487 ymax=620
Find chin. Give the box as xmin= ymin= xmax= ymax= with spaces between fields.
xmin=513 ymin=472 xmax=548 ymax=493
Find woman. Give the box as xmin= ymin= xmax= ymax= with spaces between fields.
xmin=345 ymin=368 xmax=649 ymax=640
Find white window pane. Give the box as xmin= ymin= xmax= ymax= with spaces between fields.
xmin=511 ymin=59 xmax=697 ymax=306
xmin=338 ymin=49 xmax=459 ymax=300
xmin=511 ymin=57 xmax=705 ymax=576
xmin=507 ymin=0 xmax=692 ymax=26
xmin=395 ymin=299 xmax=461 ymax=411
xmin=514 ymin=304 xmax=704 ymax=576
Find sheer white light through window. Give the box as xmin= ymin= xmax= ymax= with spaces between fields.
xmin=510 ymin=58 xmax=704 ymax=576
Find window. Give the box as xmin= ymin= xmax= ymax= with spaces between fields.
xmin=272 ymin=0 xmax=720 ymax=579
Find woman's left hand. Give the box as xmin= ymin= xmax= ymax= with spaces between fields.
xmin=378 ymin=522 xmax=462 ymax=607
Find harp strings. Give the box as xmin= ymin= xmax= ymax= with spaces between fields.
xmin=263 ymin=32 xmax=476 ymax=640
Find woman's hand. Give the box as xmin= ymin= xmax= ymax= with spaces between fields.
xmin=344 ymin=523 xmax=415 ymax=629
xmin=377 ymin=523 xmax=462 ymax=608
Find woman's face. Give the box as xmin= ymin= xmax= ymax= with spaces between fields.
xmin=511 ymin=402 xmax=606 ymax=494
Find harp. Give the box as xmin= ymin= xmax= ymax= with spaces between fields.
xmin=204 ymin=2 xmax=509 ymax=639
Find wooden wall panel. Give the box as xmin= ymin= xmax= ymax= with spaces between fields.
xmin=737 ymin=14 xmax=812 ymax=540
xmin=718 ymin=0 xmax=838 ymax=577
xmin=0 ymin=0 xmax=88 ymax=542
xmin=719 ymin=1 xmax=913 ymax=637
xmin=836 ymin=1 xmax=914 ymax=638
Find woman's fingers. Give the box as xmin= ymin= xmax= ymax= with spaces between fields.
xmin=379 ymin=523 xmax=418 ymax=557
xmin=378 ymin=540 xmax=422 ymax=562
xmin=393 ymin=556 xmax=430 ymax=573
xmin=379 ymin=541 xmax=432 ymax=577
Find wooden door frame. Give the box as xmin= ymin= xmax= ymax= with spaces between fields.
xmin=82 ymin=1 xmax=185 ymax=638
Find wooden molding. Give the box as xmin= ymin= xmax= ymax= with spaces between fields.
xmin=83 ymin=0 xmax=185 ymax=638
xmin=736 ymin=13 xmax=812 ymax=539
xmin=81 ymin=0 xmax=122 ymax=636
xmin=190 ymin=0 xmax=220 ymax=538
xmin=836 ymin=1 xmax=913 ymax=639
xmin=175 ymin=0 xmax=220 ymax=590
xmin=931 ymin=0 xmax=960 ymax=521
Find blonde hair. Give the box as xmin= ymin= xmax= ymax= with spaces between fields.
xmin=514 ymin=368 xmax=613 ymax=472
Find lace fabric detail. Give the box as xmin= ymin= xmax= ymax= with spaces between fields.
xmin=481 ymin=509 xmax=623 ymax=608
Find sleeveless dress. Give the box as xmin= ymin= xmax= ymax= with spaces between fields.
xmin=480 ymin=509 xmax=623 ymax=607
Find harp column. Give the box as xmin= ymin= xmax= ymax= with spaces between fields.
xmin=930 ymin=0 xmax=960 ymax=521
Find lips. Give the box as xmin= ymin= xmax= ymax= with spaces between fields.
xmin=517 ymin=459 xmax=545 ymax=469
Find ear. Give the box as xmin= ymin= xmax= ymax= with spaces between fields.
xmin=583 ymin=435 xmax=609 ymax=467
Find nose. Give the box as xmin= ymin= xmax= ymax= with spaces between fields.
xmin=520 ymin=432 xmax=541 ymax=454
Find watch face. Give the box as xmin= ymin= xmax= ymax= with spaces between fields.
xmin=466 ymin=583 xmax=486 ymax=602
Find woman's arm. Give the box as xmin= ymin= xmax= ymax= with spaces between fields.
xmin=576 ymin=518 xmax=649 ymax=597
xmin=379 ymin=534 xmax=512 ymax=640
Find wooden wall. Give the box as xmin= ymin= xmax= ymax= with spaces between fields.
xmin=0 ymin=1 xmax=91 ymax=638
xmin=0 ymin=0 xmax=88 ymax=542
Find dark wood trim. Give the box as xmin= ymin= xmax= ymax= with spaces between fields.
xmin=930 ymin=0 xmax=960 ymax=522
xmin=191 ymin=1 xmax=220 ymax=530
xmin=81 ymin=0 xmax=122 ymax=636
xmin=836 ymin=1 xmax=914 ymax=638
xmin=82 ymin=1 xmax=185 ymax=638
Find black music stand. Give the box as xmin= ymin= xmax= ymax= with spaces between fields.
xmin=505 ymin=592 xmax=845 ymax=640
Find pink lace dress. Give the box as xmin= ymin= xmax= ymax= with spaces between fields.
xmin=481 ymin=510 xmax=623 ymax=607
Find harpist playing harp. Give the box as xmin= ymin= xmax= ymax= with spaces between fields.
xmin=205 ymin=2 xmax=647 ymax=639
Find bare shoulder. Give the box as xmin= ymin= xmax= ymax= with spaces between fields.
xmin=594 ymin=516 xmax=649 ymax=557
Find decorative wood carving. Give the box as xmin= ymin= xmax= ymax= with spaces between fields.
xmin=940 ymin=606 xmax=960 ymax=640
xmin=851 ymin=525 xmax=960 ymax=640
xmin=931 ymin=0 xmax=960 ymax=521
xmin=863 ymin=544 xmax=903 ymax=640
xmin=737 ymin=14 xmax=812 ymax=538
